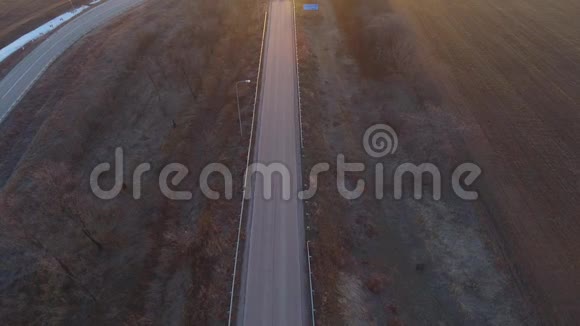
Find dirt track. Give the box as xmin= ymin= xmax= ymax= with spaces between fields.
xmin=389 ymin=0 xmax=580 ymax=321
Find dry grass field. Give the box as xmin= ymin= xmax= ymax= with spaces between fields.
xmin=297 ymin=0 xmax=533 ymax=323
xmin=389 ymin=0 xmax=580 ymax=321
xmin=0 ymin=0 xmax=265 ymax=323
xmin=298 ymin=0 xmax=579 ymax=323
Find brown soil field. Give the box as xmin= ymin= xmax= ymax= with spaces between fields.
xmin=389 ymin=0 xmax=580 ymax=322
xmin=0 ymin=0 xmax=92 ymax=48
xmin=297 ymin=0 xmax=579 ymax=324
xmin=297 ymin=0 xmax=534 ymax=324
xmin=0 ymin=0 xmax=265 ymax=323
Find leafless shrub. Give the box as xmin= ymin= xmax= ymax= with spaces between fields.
xmin=366 ymin=272 xmax=390 ymax=294
xmin=163 ymin=227 xmax=195 ymax=256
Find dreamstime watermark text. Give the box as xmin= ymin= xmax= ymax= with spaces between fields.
xmin=90 ymin=124 xmax=481 ymax=201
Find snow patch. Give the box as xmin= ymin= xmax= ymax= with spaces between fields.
xmin=0 ymin=5 xmax=90 ymax=63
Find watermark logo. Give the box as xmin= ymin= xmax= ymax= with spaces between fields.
xmin=90 ymin=123 xmax=481 ymax=201
xmin=363 ymin=123 xmax=398 ymax=158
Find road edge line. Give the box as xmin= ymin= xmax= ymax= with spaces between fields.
xmin=227 ymin=8 xmax=269 ymax=326
xmin=292 ymin=1 xmax=315 ymax=325
xmin=293 ymin=0 xmax=304 ymax=150
xmin=0 ymin=0 xmax=144 ymax=124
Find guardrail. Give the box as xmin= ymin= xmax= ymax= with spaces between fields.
xmin=291 ymin=0 xmax=316 ymax=325
xmin=306 ymin=240 xmax=316 ymax=325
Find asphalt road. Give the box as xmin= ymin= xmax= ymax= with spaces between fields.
xmin=238 ymin=0 xmax=307 ymax=324
xmin=0 ymin=0 xmax=143 ymax=124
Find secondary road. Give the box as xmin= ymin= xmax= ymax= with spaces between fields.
xmin=237 ymin=0 xmax=307 ymax=324
xmin=0 ymin=0 xmax=144 ymax=123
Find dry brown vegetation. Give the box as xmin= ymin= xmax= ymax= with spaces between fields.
xmin=297 ymin=0 xmax=535 ymax=324
xmin=360 ymin=14 xmax=417 ymax=77
xmin=300 ymin=0 xmax=580 ymax=322
xmin=0 ymin=0 xmax=265 ymax=323
xmin=388 ymin=0 xmax=580 ymax=322
xmin=328 ymin=0 xmax=419 ymax=80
